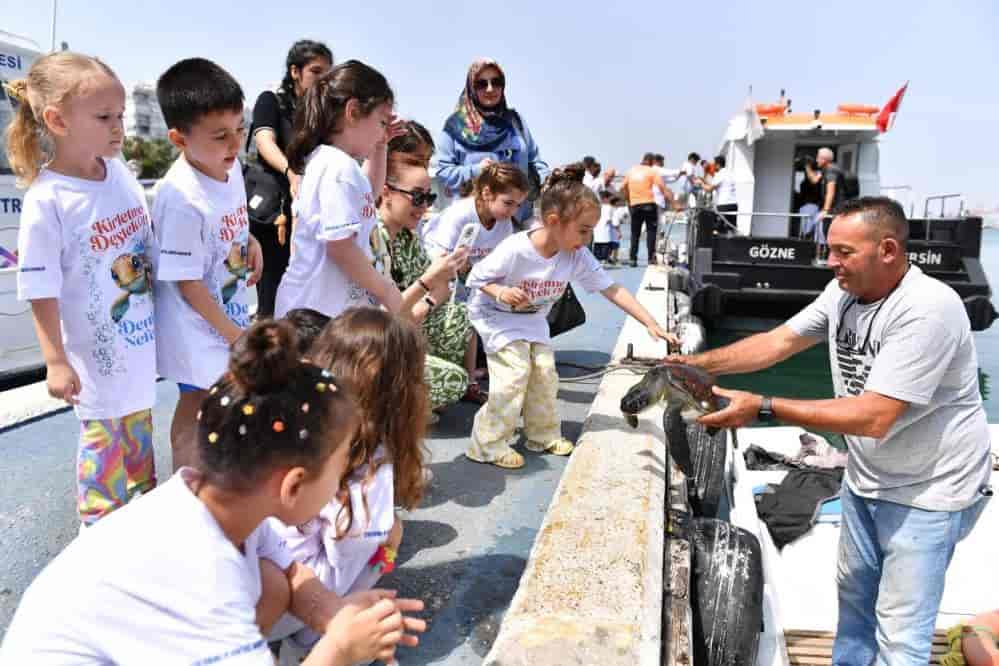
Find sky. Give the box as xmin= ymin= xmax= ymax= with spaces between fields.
xmin=7 ymin=0 xmax=999 ymax=210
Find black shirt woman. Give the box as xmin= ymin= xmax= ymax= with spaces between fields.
xmin=250 ymin=39 xmax=332 ymax=317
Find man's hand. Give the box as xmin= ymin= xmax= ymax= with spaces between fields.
xmin=697 ymin=386 xmax=762 ymax=429
xmin=246 ymin=234 xmax=264 ymax=287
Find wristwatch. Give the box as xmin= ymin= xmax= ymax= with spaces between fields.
xmin=758 ymin=396 xmax=776 ymax=423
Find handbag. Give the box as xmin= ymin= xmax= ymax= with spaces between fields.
xmin=243 ymin=163 xmax=285 ymax=225
xmin=547 ymin=284 xmax=586 ymax=337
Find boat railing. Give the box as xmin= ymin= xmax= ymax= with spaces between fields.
xmin=924 ymin=193 xmax=964 ymax=218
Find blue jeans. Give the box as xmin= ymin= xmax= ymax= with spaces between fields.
xmin=833 ymin=484 xmax=989 ymax=665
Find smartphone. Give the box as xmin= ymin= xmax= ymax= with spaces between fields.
xmin=453 ymin=223 xmax=480 ymax=251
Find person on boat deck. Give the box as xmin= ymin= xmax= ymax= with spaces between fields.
xmin=803 ymin=147 xmax=845 ymax=244
xmin=701 ymin=154 xmax=737 ymax=234
xmin=671 ymin=196 xmax=992 ymax=666
xmin=431 ymin=58 xmax=549 ymax=225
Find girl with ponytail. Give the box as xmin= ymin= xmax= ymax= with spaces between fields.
xmin=464 ymin=163 xmax=676 ymax=469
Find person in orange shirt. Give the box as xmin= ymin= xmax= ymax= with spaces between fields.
xmin=619 ymin=153 xmax=671 ymax=266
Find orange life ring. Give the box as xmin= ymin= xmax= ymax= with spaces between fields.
xmin=755 ymin=103 xmax=787 ymax=115
xmin=837 ymin=104 xmax=880 ymax=115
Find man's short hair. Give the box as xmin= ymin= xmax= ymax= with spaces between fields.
xmin=157 ymin=58 xmax=244 ymax=133
xmin=832 ymin=196 xmax=909 ymax=248
xmin=582 ymin=155 xmax=596 ymax=167
xmin=714 ymin=155 xmax=726 ymax=169
xmin=817 ymin=147 xmax=835 ymax=162
xmin=654 ymin=153 xmax=665 ymax=165
xmin=642 ymin=152 xmax=655 ymax=164
xmin=688 ymin=152 xmax=700 ymax=162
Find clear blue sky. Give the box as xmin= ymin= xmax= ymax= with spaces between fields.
xmin=9 ymin=0 xmax=998 ymax=210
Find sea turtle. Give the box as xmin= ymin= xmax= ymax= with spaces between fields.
xmin=619 ymin=362 xmax=730 ymax=434
xmin=110 ymin=253 xmax=152 ymax=323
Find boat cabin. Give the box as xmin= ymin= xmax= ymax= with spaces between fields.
xmin=685 ymin=100 xmax=997 ymax=331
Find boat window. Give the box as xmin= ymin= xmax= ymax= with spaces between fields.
xmin=839 ymin=149 xmax=855 ymax=173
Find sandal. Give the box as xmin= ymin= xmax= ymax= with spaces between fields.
xmin=466 ymin=449 xmax=525 ymax=469
xmin=526 ymin=438 xmax=575 ymax=456
xmin=461 ymin=382 xmax=488 ymax=405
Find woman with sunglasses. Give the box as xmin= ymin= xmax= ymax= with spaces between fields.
xmin=433 ymin=58 xmax=549 ymax=225
xmin=373 ymin=126 xmax=477 ymax=414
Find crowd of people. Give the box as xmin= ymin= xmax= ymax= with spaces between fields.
xmin=0 ymin=42 xmax=673 ymax=663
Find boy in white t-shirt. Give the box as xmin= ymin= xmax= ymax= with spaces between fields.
xmin=609 ymin=196 xmax=628 ymax=265
xmin=592 ymin=190 xmax=614 ymax=262
xmin=12 ymin=53 xmax=159 ymax=526
xmin=464 ymin=164 xmax=674 ymax=469
xmin=151 ymin=58 xmax=262 ymax=471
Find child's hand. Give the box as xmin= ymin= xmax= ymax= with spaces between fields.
xmin=326 ymin=590 xmax=426 ymax=665
xmin=47 ymin=360 xmax=80 ymax=405
xmin=246 ymin=235 xmax=264 ymax=287
xmin=498 ymin=286 xmax=530 ymax=309
xmin=377 ymin=116 xmax=408 ymax=148
xmin=647 ymin=322 xmax=680 ymax=348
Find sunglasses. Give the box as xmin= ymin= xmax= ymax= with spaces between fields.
xmin=386 ymin=183 xmax=437 ymax=207
xmin=474 ymin=76 xmax=505 ymax=91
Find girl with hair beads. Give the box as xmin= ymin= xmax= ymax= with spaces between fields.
xmin=2 ymin=320 xmax=426 ymax=665
xmin=5 ymin=53 xmax=158 ymax=525
xmin=465 ymin=164 xmax=675 ymax=469
xmin=274 ymin=60 xmax=464 ymax=321
xmin=269 ymin=308 xmax=429 ymax=653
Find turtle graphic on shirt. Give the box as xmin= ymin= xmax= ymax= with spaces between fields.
xmin=110 ymin=253 xmax=153 ymax=323
xmin=221 ymin=243 xmax=249 ymax=304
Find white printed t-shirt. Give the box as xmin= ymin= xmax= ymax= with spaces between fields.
xmin=424 ymin=196 xmax=513 ymax=267
xmin=466 ymin=230 xmax=614 ymax=354
xmin=0 ymin=469 xmax=293 ymax=665
xmin=611 ymin=207 xmax=628 ymax=243
xmin=16 ymin=158 xmax=156 ymax=419
xmin=593 ymin=203 xmax=614 ymax=243
xmin=274 ymin=145 xmax=379 ymax=319
xmin=152 ymin=156 xmax=251 ymax=389
xmin=274 ymin=448 xmax=394 ymax=597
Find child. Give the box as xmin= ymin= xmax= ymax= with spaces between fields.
xmin=1 ymin=320 xmax=426 ymax=665
xmin=424 ymin=161 xmax=529 ymax=268
xmin=7 ymin=53 xmax=158 ymax=525
xmin=270 ymin=307 xmax=428 ymax=652
xmin=592 ymin=189 xmax=614 ymax=262
xmin=609 ymin=196 xmax=628 ymax=264
xmin=274 ymin=60 xmax=460 ymax=322
xmin=465 ymin=164 xmax=675 ymax=469
xmin=151 ymin=58 xmax=262 ymax=471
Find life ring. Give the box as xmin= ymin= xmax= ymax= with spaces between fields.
xmin=837 ymin=104 xmax=880 ymax=115
xmin=755 ymin=103 xmax=786 ymax=115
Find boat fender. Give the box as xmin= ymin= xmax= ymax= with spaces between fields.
xmin=690 ymin=517 xmax=765 ymax=666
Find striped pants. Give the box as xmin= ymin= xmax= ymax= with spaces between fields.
xmin=77 ymin=408 xmax=156 ymax=525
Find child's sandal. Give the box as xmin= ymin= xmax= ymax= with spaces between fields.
xmin=527 ymin=438 xmax=575 ymax=456
xmin=467 ymin=449 xmax=524 ymax=469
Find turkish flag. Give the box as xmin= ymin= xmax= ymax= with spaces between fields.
xmin=876 ymin=82 xmax=909 ymax=133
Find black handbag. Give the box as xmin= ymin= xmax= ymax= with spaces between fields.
xmin=243 ymin=163 xmax=285 ymax=225
xmin=547 ymin=284 xmax=586 ymax=337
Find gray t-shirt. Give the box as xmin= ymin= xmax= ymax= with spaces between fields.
xmin=787 ymin=266 xmax=990 ymax=510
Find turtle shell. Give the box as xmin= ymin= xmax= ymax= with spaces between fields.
xmin=662 ymin=363 xmax=721 ymax=410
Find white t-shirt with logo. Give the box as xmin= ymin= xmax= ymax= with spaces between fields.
xmin=16 ymin=158 xmax=157 ymax=420
xmin=0 ymin=469 xmax=292 ymax=665
xmin=466 ymin=230 xmax=614 ymax=354
xmin=712 ymin=167 xmax=738 ymax=206
xmin=611 ymin=207 xmax=628 ymax=243
xmin=593 ymin=203 xmax=614 ymax=243
xmin=275 ymin=145 xmax=380 ymax=319
xmin=152 ymin=156 xmax=251 ymax=389
xmin=424 ymin=196 xmax=514 ymax=267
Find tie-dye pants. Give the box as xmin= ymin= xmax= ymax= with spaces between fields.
xmin=77 ymin=408 xmax=156 ymax=525
xmin=468 ymin=341 xmax=561 ymax=462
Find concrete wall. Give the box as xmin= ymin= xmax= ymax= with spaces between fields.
xmin=484 ymin=270 xmax=672 ymax=665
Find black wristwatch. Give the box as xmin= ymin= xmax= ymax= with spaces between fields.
xmin=758 ymin=396 xmax=776 ymax=423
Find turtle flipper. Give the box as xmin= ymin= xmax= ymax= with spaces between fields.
xmin=111 ymin=293 xmax=130 ymax=323
xmin=625 ymin=413 xmax=639 ymax=429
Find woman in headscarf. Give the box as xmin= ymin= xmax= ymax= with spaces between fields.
xmin=432 ymin=58 xmax=549 ymax=224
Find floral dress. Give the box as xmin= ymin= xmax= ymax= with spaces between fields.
xmin=373 ymin=220 xmax=470 ymax=409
